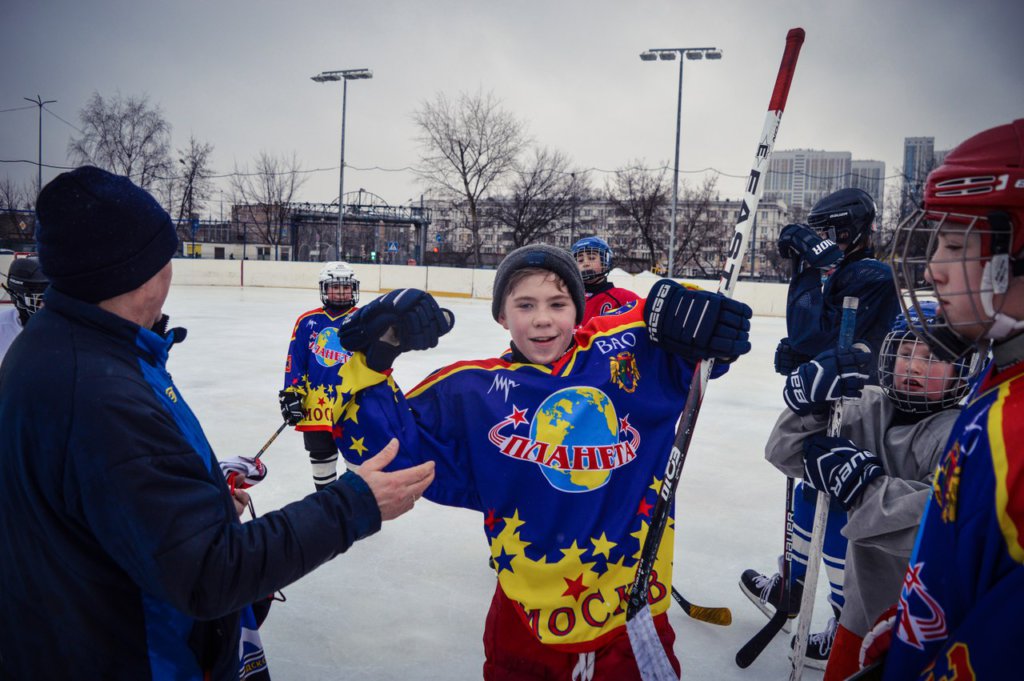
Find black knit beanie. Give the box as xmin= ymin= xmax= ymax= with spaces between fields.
xmin=35 ymin=166 xmax=179 ymax=303
xmin=492 ymin=244 xmax=585 ymax=324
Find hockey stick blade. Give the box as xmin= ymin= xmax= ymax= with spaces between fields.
xmin=671 ymin=588 xmax=732 ymax=626
xmin=735 ymin=607 xmax=790 ymax=668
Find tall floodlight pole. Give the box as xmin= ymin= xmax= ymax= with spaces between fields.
xmin=311 ymin=68 xmax=373 ymax=259
xmin=639 ymin=47 xmax=721 ymax=278
xmin=24 ymin=95 xmax=57 ymax=196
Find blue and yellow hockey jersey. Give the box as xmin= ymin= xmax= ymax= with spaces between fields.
xmin=883 ymin=359 xmax=1024 ymax=680
xmin=283 ymin=306 xmax=355 ymax=433
xmin=333 ymin=301 xmax=728 ymax=651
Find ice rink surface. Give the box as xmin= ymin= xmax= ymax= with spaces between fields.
xmin=165 ymin=283 xmax=831 ymax=680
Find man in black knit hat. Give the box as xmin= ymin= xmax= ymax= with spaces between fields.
xmin=0 ymin=166 xmax=435 ymax=680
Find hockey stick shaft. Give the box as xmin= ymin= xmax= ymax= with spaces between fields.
xmin=671 ymin=588 xmax=733 ymax=626
xmin=626 ymin=28 xmax=805 ymax=681
xmin=255 ymin=421 xmax=288 ymax=460
xmin=789 ymin=296 xmax=859 ymax=681
xmin=735 ymin=475 xmax=797 ymax=667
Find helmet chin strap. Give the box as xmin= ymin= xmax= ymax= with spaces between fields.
xmin=980 ymin=258 xmax=1024 ymax=340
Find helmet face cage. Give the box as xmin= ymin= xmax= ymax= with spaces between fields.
xmin=878 ymin=329 xmax=980 ymax=413
xmin=318 ymin=263 xmax=359 ymax=309
xmin=571 ymin=238 xmax=612 ymax=283
xmin=807 ymin=189 xmax=875 ymax=249
xmin=4 ymin=281 xmax=46 ymax=322
xmin=889 ymin=208 xmax=1006 ymax=360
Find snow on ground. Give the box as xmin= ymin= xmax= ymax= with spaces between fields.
xmin=165 ymin=283 xmax=830 ymax=680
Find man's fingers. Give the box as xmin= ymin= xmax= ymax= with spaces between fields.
xmin=361 ymin=438 xmax=400 ymax=473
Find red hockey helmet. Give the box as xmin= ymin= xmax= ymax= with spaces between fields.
xmin=924 ymin=118 xmax=1024 ymax=256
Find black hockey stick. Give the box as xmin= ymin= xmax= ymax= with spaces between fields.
xmin=735 ymin=475 xmax=797 ymax=667
xmin=255 ymin=421 xmax=288 ymax=460
xmin=625 ymin=28 xmax=806 ymax=681
xmin=671 ymin=588 xmax=732 ymax=626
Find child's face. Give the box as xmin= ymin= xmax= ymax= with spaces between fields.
xmin=892 ymin=337 xmax=957 ymax=400
xmin=575 ymin=251 xmax=604 ymax=278
xmin=498 ymin=272 xmax=576 ymax=365
xmin=325 ymin=283 xmax=354 ymax=305
xmin=925 ymin=227 xmax=988 ymax=341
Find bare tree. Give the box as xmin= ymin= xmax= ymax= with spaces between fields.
xmin=68 ymin=92 xmax=172 ymax=190
xmin=230 ymin=152 xmax=307 ymax=259
xmin=605 ymin=161 xmax=669 ymax=271
xmin=670 ymin=176 xmax=729 ymax=277
xmin=0 ymin=177 xmax=34 ymax=244
xmin=413 ymin=89 xmax=528 ymax=266
xmin=173 ymin=136 xmax=216 ymax=244
xmin=485 ymin=148 xmax=589 ymax=249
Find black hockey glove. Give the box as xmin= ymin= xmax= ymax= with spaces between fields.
xmin=774 ymin=337 xmax=809 ymax=375
xmin=644 ymin=279 xmax=752 ymax=362
xmin=778 ymin=224 xmax=843 ymax=270
xmin=278 ymin=389 xmax=304 ymax=425
xmin=338 ymin=288 xmax=455 ymax=372
xmin=782 ymin=344 xmax=871 ymax=415
xmin=803 ymin=435 xmax=884 ymax=510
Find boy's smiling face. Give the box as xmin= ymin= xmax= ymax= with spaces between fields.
xmin=498 ymin=271 xmax=577 ymax=365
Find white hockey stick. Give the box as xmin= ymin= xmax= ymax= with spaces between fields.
xmin=626 ymin=28 xmax=806 ymax=681
xmin=789 ymin=296 xmax=858 ymax=680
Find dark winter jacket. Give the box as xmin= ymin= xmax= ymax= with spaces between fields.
xmin=0 ymin=288 xmax=381 ymax=680
xmin=785 ymin=248 xmax=900 ymax=383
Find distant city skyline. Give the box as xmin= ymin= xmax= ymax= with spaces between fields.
xmin=2 ymin=0 xmax=1022 ymax=214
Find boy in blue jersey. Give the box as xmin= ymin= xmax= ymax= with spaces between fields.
xmin=280 ymin=262 xmax=360 ymax=490
xmin=858 ymin=120 xmax=1024 ymax=680
xmin=330 ymin=244 xmax=753 ymax=680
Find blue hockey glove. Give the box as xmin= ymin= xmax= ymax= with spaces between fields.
xmin=278 ymin=389 xmax=304 ymax=425
xmin=644 ymin=279 xmax=752 ymax=362
xmin=339 ymin=289 xmax=455 ymax=372
xmin=778 ymin=224 xmax=843 ymax=270
xmin=782 ymin=344 xmax=871 ymax=415
xmin=774 ymin=337 xmax=809 ymax=375
xmin=803 ymin=435 xmax=884 ymax=510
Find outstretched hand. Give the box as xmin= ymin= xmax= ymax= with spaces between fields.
xmin=644 ymin=279 xmax=752 ymax=362
xmin=355 ymin=439 xmax=436 ymax=521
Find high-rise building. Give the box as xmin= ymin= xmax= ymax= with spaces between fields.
xmin=901 ymin=136 xmax=936 ymax=217
xmin=765 ymin=149 xmax=851 ymax=217
xmin=850 ymin=160 xmax=885 ymax=211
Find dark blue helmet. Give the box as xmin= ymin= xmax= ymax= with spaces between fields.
xmin=878 ymin=300 xmax=981 ymax=413
xmin=807 ymin=188 xmax=876 ymax=249
xmin=3 ymin=256 xmax=48 ymax=325
xmin=571 ymin=236 xmax=612 ymax=283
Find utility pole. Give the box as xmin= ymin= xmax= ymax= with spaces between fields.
xmin=24 ymin=95 xmax=57 ymax=196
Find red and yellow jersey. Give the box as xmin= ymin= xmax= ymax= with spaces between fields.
xmin=282 ymin=306 xmax=355 ymax=432
xmin=582 ymin=284 xmax=641 ymax=324
xmin=333 ymin=302 xmax=728 ymax=651
xmin=884 ymin=360 xmax=1024 ymax=680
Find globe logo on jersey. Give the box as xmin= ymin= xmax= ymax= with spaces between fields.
xmin=310 ymin=327 xmax=350 ymax=368
xmin=487 ymin=386 xmax=641 ymax=493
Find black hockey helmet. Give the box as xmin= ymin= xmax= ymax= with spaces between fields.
xmin=3 ymin=256 xmax=48 ymax=325
xmin=807 ymin=188 xmax=876 ymax=249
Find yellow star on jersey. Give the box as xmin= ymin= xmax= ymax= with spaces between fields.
xmin=503 ymin=509 xmax=526 ymax=536
xmin=630 ymin=520 xmax=651 ymax=560
xmin=344 ymin=399 xmax=361 ymax=423
xmin=649 ymin=476 xmax=663 ymax=496
xmin=590 ymin=532 xmax=617 ymax=559
xmin=560 ymin=540 xmax=587 ymax=564
xmin=349 ymin=436 xmax=368 ymax=457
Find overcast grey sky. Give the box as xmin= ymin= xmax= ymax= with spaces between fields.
xmin=2 ymin=0 xmax=1022 ymax=214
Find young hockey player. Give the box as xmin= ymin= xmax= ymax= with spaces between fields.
xmin=870 ymin=120 xmax=1024 ymax=680
xmin=743 ymin=188 xmax=902 ymax=666
xmin=571 ymin=236 xmax=640 ymax=322
xmin=331 ymin=244 xmax=752 ymax=679
xmin=761 ymin=303 xmax=978 ymax=679
xmin=280 ymin=262 xmax=360 ymax=490
xmin=0 ymin=255 xmax=48 ymax=361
